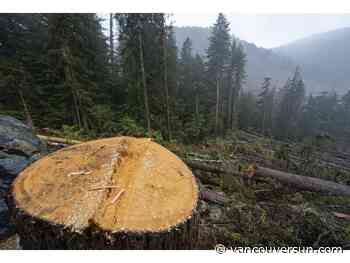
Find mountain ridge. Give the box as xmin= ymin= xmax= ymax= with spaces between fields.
xmin=174 ymin=26 xmax=350 ymax=94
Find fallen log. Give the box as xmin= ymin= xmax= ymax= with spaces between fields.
xmin=37 ymin=135 xmax=82 ymax=145
xmin=186 ymin=160 xmax=350 ymax=197
xmin=256 ymin=166 xmax=350 ymax=196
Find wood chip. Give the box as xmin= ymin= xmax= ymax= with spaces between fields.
xmin=88 ymin=185 xmax=119 ymax=191
xmin=67 ymin=170 xmax=92 ymax=177
xmin=111 ymin=189 xmax=125 ymax=204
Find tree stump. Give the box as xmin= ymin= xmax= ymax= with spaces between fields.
xmin=11 ymin=137 xmax=199 ymax=249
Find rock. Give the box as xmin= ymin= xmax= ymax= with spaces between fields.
xmin=0 ymin=152 xmax=29 ymax=176
xmin=0 ymin=199 xmax=8 ymax=215
xmin=0 ymin=115 xmax=47 ymax=157
xmin=0 ymin=115 xmax=47 ymax=240
xmin=0 ymin=116 xmax=47 ymax=177
xmin=0 ymin=199 xmax=10 ymax=239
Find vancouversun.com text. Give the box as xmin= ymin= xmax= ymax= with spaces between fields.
xmin=214 ymin=244 xmax=343 ymax=254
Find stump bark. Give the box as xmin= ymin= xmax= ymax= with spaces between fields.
xmin=11 ymin=137 xmax=199 ymax=249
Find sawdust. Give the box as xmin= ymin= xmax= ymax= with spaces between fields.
xmin=12 ymin=137 xmax=199 ymax=233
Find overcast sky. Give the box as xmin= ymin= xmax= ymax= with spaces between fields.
xmin=172 ymin=14 xmax=350 ymax=48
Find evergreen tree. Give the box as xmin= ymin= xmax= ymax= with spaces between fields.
xmin=300 ymin=92 xmax=339 ymax=139
xmin=178 ymin=37 xmax=194 ymax=105
xmin=257 ymin=77 xmax=275 ymax=135
xmin=0 ymin=14 xmax=49 ymax=126
xmin=44 ymin=14 xmax=110 ymax=131
xmin=229 ymin=41 xmax=246 ymax=131
xmin=238 ymin=91 xmax=259 ymax=131
xmin=177 ymin=37 xmax=194 ymax=137
xmin=274 ymin=67 xmax=306 ymax=139
xmin=206 ymin=13 xmax=231 ymax=135
xmin=116 ymin=13 xmax=166 ymax=136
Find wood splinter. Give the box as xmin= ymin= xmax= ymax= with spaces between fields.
xmin=67 ymin=170 xmax=92 ymax=177
xmin=88 ymin=185 xmax=119 ymax=191
xmin=111 ymin=189 xmax=125 ymax=204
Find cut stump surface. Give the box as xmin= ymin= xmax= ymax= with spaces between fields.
xmin=12 ymin=137 xmax=199 ymax=235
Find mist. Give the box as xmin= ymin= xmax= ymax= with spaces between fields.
xmin=173 ymin=13 xmax=350 ymax=48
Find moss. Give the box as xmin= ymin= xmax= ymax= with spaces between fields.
xmin=345 ymin=225 xmax=350 ymax=241
xmin=230 ymin=232 xmax=242 ymax=242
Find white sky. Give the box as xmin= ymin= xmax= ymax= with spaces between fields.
xmin=172 ymin=14 xmax=350 ymax=48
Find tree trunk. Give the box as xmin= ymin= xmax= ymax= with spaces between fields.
xmin=262 ymin=109 xmax=266 ymax=135
xmin=18 ymin=89 xmax=34 ymax=130
xmin=63 ymin=45 xmax=82 ymax=129
xmin=227 ymin=76 xmax=233 ymax=131
xmin=215 ymin=73 xmax=220 ymax=136
xmin=11 ymin=137 xmax=200 ymax=249
xmin=231 ymin=78 xmax=240 ymax=130
xmin=138 ymin=31 xmax=151 ymax=135
xmin=186 ymin=160 xmax=350 ymax=197
xmin=109 ymin=13 xmax=114 ymax=65
xmin=256 ymin=166 xmax=350 ymax=196
xmin=163 ymin=27 xmax=171 ymax=140
xmin=195 ymin=88 xmax=199 ymax=122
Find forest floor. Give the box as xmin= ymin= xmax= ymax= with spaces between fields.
xmin=1 ymin=130 xmax=350 ymax=249
xmin=166 ymin=131 xmax=350 ymax=249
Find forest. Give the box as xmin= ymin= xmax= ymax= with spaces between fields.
xmin=2 ymin=13 xmax=350 ymax=144
xmin=1 ymin=13 xmax=350 ymax=250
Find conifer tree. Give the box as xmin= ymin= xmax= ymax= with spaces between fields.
xmin=275 ymin=67 xmax=306 ymax=139
xmin=44 ymin=14 xmax=110 ymax=131
xmin=257 ymin=77 xmax=275 ymax=135
xmin=116 ymin=13 xmax=166 ymax=135
xmin=229 ymin=40 xmax=246 ymax=131
xmin=207 ymin=13 xmax=231 ymax=135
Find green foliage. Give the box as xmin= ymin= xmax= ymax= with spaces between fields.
xmin=275 ymin=144 xmax=290 ymax=160
xmin=257 ymin=77 xmax=274 ymax=135
xmin=207 ymin=13 xmax=231 ymax=76
xmin=274 ymin=67 xmax=306 ymax=140
xmin=55 ymin=125 xmax=85 ymax=141
xmin=182 ymin=114 xmax=207 ymax=143
xmin=297 ymin=135 xmax=335 ymax=176
xmin=89 ymin=104 xmax=119 ymax=136
xmin=117 ymin=115 xmax=145 ymax=136
xmin=147 ymin=130 xmax=164 ymax=144
xmin=238 ymin=92 xmax=259 ymax=131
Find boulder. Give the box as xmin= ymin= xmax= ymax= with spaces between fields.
xmin=0 ymin=115 xmax=47 ymax=240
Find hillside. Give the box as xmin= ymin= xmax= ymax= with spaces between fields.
xmin=175 ymin=26 xmax=297 ymax=93
xmin=273 ymin=27 xmax=350 ymax=94
xmin=175 ymin=26 xmax=350 ymax=94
